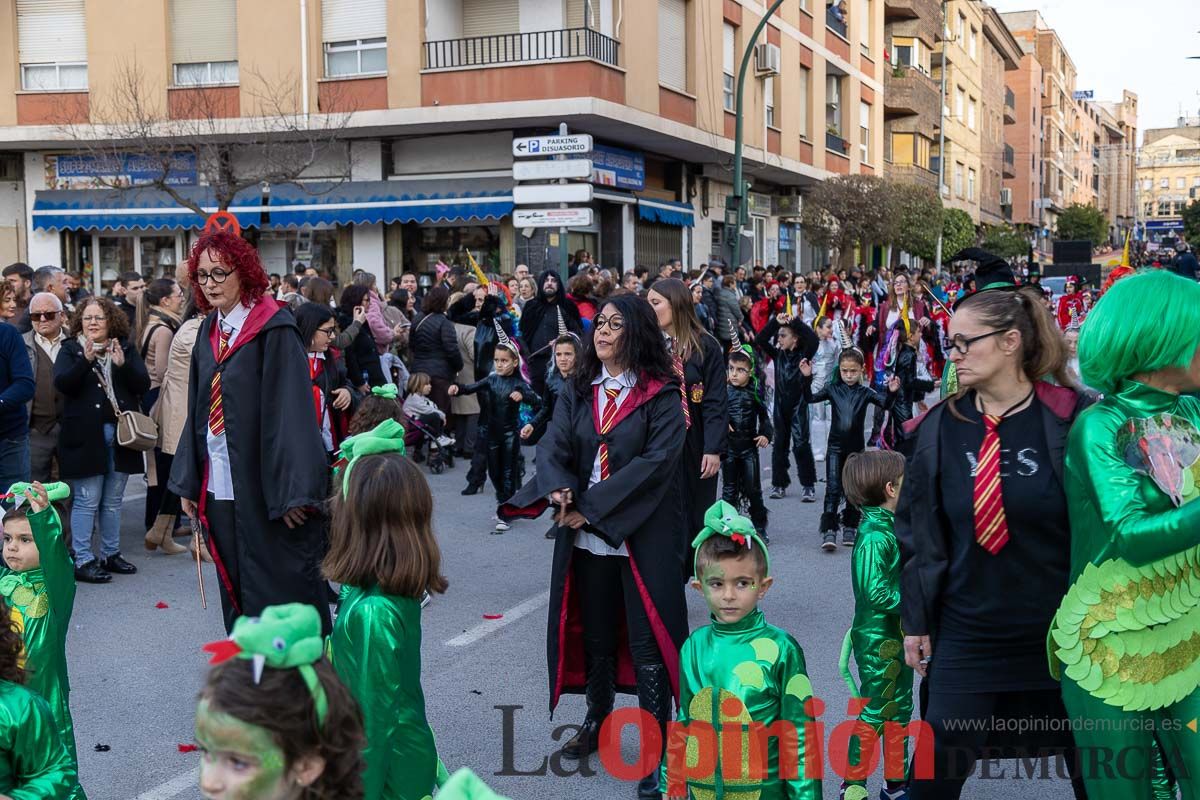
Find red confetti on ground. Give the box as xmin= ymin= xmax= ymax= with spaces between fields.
xmin=482 ymin=614 xmax=503 ymax=620
xmin=177 ymin=744 xmax=197 ymax=753
xmin=155 ymin=602 xmax=169 ymax=609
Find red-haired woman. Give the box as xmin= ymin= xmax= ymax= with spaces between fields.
xmin=168 ymin=230 xmax=331 ymax=634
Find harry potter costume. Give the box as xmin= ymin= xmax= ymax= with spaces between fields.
xmin=0 ymin=494 xmax=83 ymax=799
xmin=499 ymin=370 xmax=688 ymax=799
xmin=0 ymin=679 xmax=76 ymax=799
xmin=679 ymin=334 xmax=729 ymax=574
xmin=169 ymin=300 xmax=332 ymax=634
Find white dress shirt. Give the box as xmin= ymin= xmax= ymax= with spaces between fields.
xmin=308 ymin=351 xmax=333 ymax=452
xmin=34 ymin=330 xmax=63 ymax=361
xmin=206 ymin=302 xmax=252 ymax=501
xmin=572 ymin=367 xmax=637 ymax=558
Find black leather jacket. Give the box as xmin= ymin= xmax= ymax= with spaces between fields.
xmin=726 ymin=384 xmax=772 ymax=454
xmin=802 ymin=373 xmax=894 ymax=447
xmin=526 ymin=367 xmax=568 ymax=444
xmin=456 ymin=372 xmax=542 ymax=433
xmin=754 ymin=316 xmax=818 ymax=404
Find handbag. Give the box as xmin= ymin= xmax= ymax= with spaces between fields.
xmin=94 ymin=361 xmax=159 ymax=451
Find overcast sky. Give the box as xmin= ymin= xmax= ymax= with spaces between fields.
xmin=987 ymin=0 xmax=1200 ymax=140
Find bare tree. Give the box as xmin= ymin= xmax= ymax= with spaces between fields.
xmin=53 ymin=60 xmax=356 ymax=217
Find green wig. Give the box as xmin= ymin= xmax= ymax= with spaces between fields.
xmin=1079 ymin=270 xmax=1200 ymax=395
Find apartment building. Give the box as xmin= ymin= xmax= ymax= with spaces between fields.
xmin=1137 ymin=121 xmax=1200 ymax=249
xmin=881 ymin=0 xmax=941 ymax=191
xmin=0 ymin=0 xmax=886 ymax=291
xmin=1072 ymin=99 xmax=1100 ymax=209
xmin=1095 ymin=90 xmax=1138 ymax=240
xmin=1003 ymin=46 xmax=1043 ymax=229
xmin=978 ymin=5 xmax=1019 ymax=225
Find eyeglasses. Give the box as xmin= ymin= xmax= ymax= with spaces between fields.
xmin=592 ymin=314 xmax=624 ymax=332
xmin=949 ymin=329 xmax=1006 ymax=355
xmin=315 ymin=325 xmax=337 ymax=337
xmin=29 ymin=311 xmax=60 ymax=321
xmin=81 ymin=315 xmax=107 ymax=324
xmin=195 ymin=269 xmax=231 ymax=285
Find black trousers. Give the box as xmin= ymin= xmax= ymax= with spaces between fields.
xmin=573 ymin=549 xmax=662 ymax=667
xmin=721 ymin=446 xmax=768 ymax=532
xmin=467 ymin=423 xmax=489 ymax=487
xmin=682 ymin=435 xmax=719 ymax=580
xmin=771 ymin=397 xmax=816 ymax=489
xmin=911 ymin=681 xmax=1087 ymax=800
xmin=486 ymin=428 xmax=522 ymax=503
xmin=820 ymin=442 xmax=862 ymax=531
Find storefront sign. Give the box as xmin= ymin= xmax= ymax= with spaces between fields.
xmin=513 ymin=159 xmax=593 ymax=181
xmin=513 ymin=184 xmax=594 ymax=204
xmin=513 ymin=208 xmax=594 ymax=228
xmin=590 ymin=144 xmax=645 ymax=191
xmin=54 ymin=152 xmax=198 ymax=186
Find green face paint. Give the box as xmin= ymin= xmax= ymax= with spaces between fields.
xmin=195 ymin=699 xmax=294 ymax=800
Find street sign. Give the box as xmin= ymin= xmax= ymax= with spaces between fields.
xmin=513 ymin=159 xmax=593 ymax=181
xmin=513 ymin=208 xmax=594 ymax=228
xmin=512 ymin=134 xmax=594 ymax=157
xmin=513 ymin=184 xmax=595 ymax=204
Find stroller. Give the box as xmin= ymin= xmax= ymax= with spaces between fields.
xmin=404 ymin=413 xmax=455 ymax=474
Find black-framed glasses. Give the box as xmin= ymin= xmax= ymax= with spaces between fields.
xmin=195 ymin=269 xmax=231 ymax=285
xmin=315 ymin=325 xmax=337 ymax=337
xmin=949 ymin=329 xmax=1006 ymax=355
xmin=593 ymin=314 xmax=624 ymax=332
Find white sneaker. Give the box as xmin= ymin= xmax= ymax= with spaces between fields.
xmin=437 ymin=435 xmax=456 ymax=447
xmin=493 ymin=521 xmax=510 ymax=534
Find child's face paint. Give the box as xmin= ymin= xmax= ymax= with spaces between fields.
xmin=195 ymin=699 xmax=297 ymax=800
xmin=691 ymin=554 xmax=772 ymax=625
xmin=727 ymin=363 xmax=752 ymax=387
xmin=494 ymin=350 xmax=517 ymax=376
xmin=839 ymin=361 xmax=863 ymax=385
xmin=554 ymin=344 xmax=577 ymax=376
xmin=2 ymin=519 xmax=40 ymax=572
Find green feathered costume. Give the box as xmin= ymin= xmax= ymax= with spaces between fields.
xmin=0 ymin=679 xmax=76 ymax=799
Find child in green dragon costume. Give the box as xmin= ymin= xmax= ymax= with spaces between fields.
xmin=1050 ymin=269 xmax=1200 ymax=799
xmin=0 ymin=481 xmax=83 ymax=799
xmin=838 ymin=451 xmax=913 ymax=800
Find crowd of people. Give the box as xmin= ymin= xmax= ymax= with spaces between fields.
xmin=0 ymin=226 xmax=1199 ymax=799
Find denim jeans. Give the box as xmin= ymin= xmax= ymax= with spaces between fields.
xmin=70 ymin=424 xmax=129 ymax=565
xmin=0 ymin=435 xmax=30 ymax=495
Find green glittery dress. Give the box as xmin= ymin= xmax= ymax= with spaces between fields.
xmin=328 ymin=584 xmax=439 ymax=800
xmin=0 ymin=679 xmax=76 ymax=798
xmin=0 ymin=507 xmax=82 ymax=800
xmin=842 ymin=506 xmax=912 ymax=795
xmin=1050 ymin=380 xmax=1200 ymax=799
xmin=658 ymin=608 xmax=822 ymax=800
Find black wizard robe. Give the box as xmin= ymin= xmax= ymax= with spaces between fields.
xmin=500 ymin=374 xmax=688 ymax=711
xmin=168 ymin=299 xmax=332 ymax=633
xmin=679 ymin=333 xmax=729 ymax=576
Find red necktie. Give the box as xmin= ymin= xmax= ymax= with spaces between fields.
xmin=597 ymin=385 xmax=622 ymax=481
xmin=309 ymin=356 xmax=325 ymax=429
xmin=973 ymin=414 xmax=1009 ymax=554
xmin=207 ymin=326 xmax=232 ymax=436
xmin=671 ymin=351 xmax=692 ymax=430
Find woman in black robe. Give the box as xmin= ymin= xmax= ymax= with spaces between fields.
xmin=500 ymin=293 xmax=687 ymax=800
xmin=518 ymin=270 xmax=583 ymax=397
xmin=169 ymin=229 xmax=331 ymax=634
xmin=646 ymin=278 xmax=728 ymax=579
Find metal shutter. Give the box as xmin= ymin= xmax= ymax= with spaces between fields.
xmin=170 ymin=0 xmax=237 ymax=64
xmin=658 ymin=0 xmax=687 ymax=92
xmin=462 ymin=0 xmax=520 ymax=37
xmin=565 ymin=0 xmax=591 ymax=29
xmin=322 ymin=0 xmax=386 ymax=42
xmin=17 ymin=0 xmax=86 ymax=63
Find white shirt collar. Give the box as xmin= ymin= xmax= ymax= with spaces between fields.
xmin=34 ymin=329 xmax=62 ymax=347
xmin=591 ymin=367 xmax=636 ymax=388
xmin=218 ymin=301 xmax=252 ymax=332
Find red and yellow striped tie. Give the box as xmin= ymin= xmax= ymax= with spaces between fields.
xmin=973 ymin=414 xmax=1009 ymax=554
xmin=208 ymin=326 xmax=232 ymax=436
xmin=671 ymin=352 xmax=692 ymax=430
xmin=597 ymin=385 xmax=622 ymax=481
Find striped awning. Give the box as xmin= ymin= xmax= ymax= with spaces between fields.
xmin=637 ymin=197 xmax=695 ymax=227
xmin=263 ymin=179 xmax=514 ymax=228
xmin=31 ymin=186 xmax=262 ymax=231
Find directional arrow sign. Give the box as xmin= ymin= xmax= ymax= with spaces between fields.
xmin=512 ymin=134 xmax=594 ymax=157
xmin=513 ymin=184 xmax=594 ymax=205
xmin=513 ymin=208 xmax=594 ymax=228
xmin=513 ymin=159 xmax=594 ymax=181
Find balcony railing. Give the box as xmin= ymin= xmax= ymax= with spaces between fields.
xmin=825 ymin=6 xmax=848 ymax=38
xmin=424 ymin=27 xmax=620 ymax=70
xmin=1004 ymin=144 xmax=1015 ymax=168
xmin=826 ymin=130 xmax=849 ymax=154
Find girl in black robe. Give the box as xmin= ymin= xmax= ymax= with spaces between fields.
xmin=500 ymin=293 xmax=687 ymax=800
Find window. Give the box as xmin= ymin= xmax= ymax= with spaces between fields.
xmin=323 ymin=0 xmax=386 ymax=77
xmin=955 ymin=162 xmax=964 ymax=197
xmin=826 ymin=74 xmax=842 ymax=137
xmin=171 ymin=0 xmax=237 ymax=85
xmin=858 ymin=0 xmax=870 ymax=52
xmin=967 ymin=97 xmax=976 ymax=130
xmin=798 ymin=66 xmax=810 ymax=139
xmin=658 ymin=0 xmax=688 ymax=92
xmin=955 ymin=87 xmax=964 ymax=120
xmin=723 ymin=23 xmax=736 ymax=112
xmin=968 ymin=167 xmax=976 ymax=201
xmin=765 ymin=76 xmax=776 ymax=128
xmin=1177 ymin=177 xmax=1187 ymax=189
xmin=17 ymin=0 xmax=88 ymax=91
xmin=1141 ymin=178 xmax=1151 ymax=191
xmin=1194 ymin=176 xmax=1200 ymax=187
xmin=859 ymin=101 xmax=871 ymax=163
xmin=1159 ymin=200 xmax=1173 ymax=216
xmin=968 ymin=26 xmax=977 ymax=60
xmin=1144 ymin=201 xmax=1155 ymax=218
xmin=956 ymin=12 xmax=965 ymax=44
xmin=1161 ymin=178 xmax=1170 ymax=188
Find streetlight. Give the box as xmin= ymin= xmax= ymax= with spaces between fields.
xmin=730 ymin=0 xmax=786 ymax=272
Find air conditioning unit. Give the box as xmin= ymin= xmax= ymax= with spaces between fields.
xmin=1000 ymin=187 xmax=1013 ymax=205
xmin=755 ymin=43 xmax=781 ymax=75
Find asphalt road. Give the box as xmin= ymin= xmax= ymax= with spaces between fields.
xmin=67 ymin=442 xmax=1079 ymax=799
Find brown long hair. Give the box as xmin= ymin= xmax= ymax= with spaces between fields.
xmin=648 ymin=278 xmax=705 ymax=362
xmin=68 ymin=296 xmax=131 ymax=342
xmin=949 ymin=286 xmax=1071 ymax=420
xmin=324 ymin=452 xmax=448 ymax=598
xmin=200 ymin=658 xmax=364 ymax=800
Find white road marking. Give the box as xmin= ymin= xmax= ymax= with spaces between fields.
xmin=132 ymin=766 xmax=198 ymax=800
xmin=445 ymin=590 xmax=551 ymax=647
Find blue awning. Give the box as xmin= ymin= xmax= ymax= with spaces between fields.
xmin=637 ymin=197 xmax=695 ymax=227
xmin=31 ymin=186 xmax=263 ymax=231
xmin=263 ymin=179 xmax=514 ymax=229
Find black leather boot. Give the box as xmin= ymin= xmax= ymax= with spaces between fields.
xmin=559 ymin=655 xmax=615 ymax=760
xmin=635 ymin=663 xmax=671 ymax=799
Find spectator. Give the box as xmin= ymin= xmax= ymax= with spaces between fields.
xmin=278 ymin=273 xmax=303 ymax=308
xmin=55 ymin=296 xmax=150 ymax=583
xmin=0 ymin=298 xmax=34 ymax=493
xmin=409 ymin=286 xmax=463 ymax=419
xmin=515 ymin=277 xmax=537 ymax=312
xmin=621 ymin=271 xmax=642 ymax=294
xmin=65 ymin=272 xmax=89 ymax=305
xmin=566 ymin=273 xmax=598 ymax=324
xmin=136 ymin=277 xmax=186 ymax=541
xmin=0 ymin=281 xmax=17 ymax=325
xmin=399 ymin=271 xmax=423 ymax=312
xmin=336 ymin=285 xmax=386 ymax=391
xmin=447 ymin=295 xmax=480 ymax=467
xmin=514 ymin=263 xmax=531 ymax=280
xmin=3 ymin=263 xmax=33 ymax=332
xmin=352 ymin=270 xmax=396 ymax=356
xmin=23 ymin=292 xmax=68 ymax=531
xmin=713 ymin=274 xmax=744 ymax=349
xmin=301 ymin=277 xmax=334 ymax=307
xmin=1171 ymin=240 xmax=1199 ymax=282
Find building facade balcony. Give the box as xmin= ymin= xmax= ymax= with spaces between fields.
xmin=1003 ymin=144 xmax=1016 ymax=178
xmin=1004 ymin=87 xmax=1016 ymax=124
xmin=883 ymin=65 xmax=940 ymax=120
xmin=423 ymin=27 xmax=620 ymax=71
xmin=886 ymin=161 xmax=939 ymax=190
xmin=884 ymin=0 xmax=942 ymax=22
